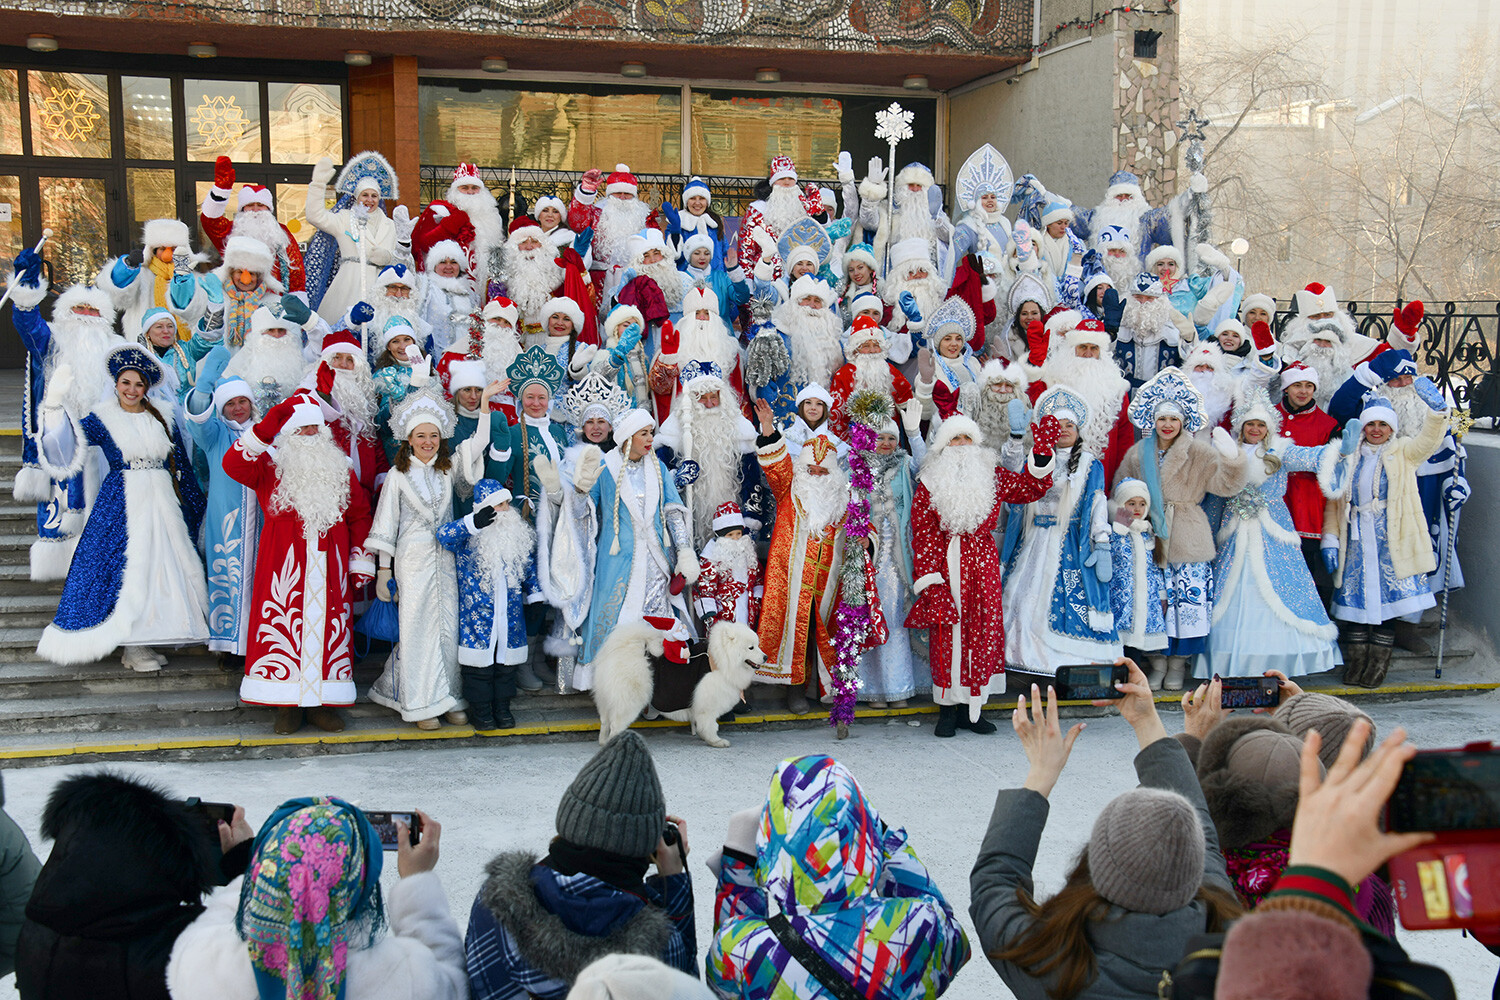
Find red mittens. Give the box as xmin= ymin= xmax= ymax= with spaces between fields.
xmin=214 ymin=156 xmax=235 ymax=189
xmin=1251 ymin=320 xmax=1275 ymax=352
xmin=1393 ymin=301 xmax=1424 ymax=338
xmin=1031 ymin=414 xmax=1062 ymax=457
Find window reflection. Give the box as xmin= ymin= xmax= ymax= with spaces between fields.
xmin=269 ymin=82 xmax=342 ymax=164
xmin=186 ymin=79 xmax=261 ymax=162
xmin=123 ymin=77 xmax=174 ymax=160
xmin=0 ymin=175 xmax=21 ymax=269
xmin=690 ymin=91 xmax=843 ymax=177
xmin=420 ymin=83 xmax=681 ymax=173
xmin=127 ymin=168 xmax=176 ymax=235
xmin=29 ymin=71 xmax=111 ymax=158
xmin=0 ymin=72 xmax=20 ymax=156
xmin=40 ymin=176 xmax=108 ymax=286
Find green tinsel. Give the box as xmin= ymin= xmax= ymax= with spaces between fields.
xmin=847 ymin=390 xmax=893 ymax=429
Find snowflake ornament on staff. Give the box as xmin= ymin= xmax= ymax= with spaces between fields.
xmin=874 ymin=102 xmax=915 ymax=274
xmin=1175 ymin=107 xmax=1214 ymax=275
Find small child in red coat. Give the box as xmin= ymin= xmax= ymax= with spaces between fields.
xmin=1276 ymin=360 xmax=1339 ymax=603
xmin=694 ymin=502 xmax=763 ymax=630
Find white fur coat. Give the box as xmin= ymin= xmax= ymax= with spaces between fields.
xmin=166 ymin=871 xmax=467 ymax=1000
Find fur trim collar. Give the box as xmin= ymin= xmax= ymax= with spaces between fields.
xmin=476 ymin=851 xmax=672 ymax=982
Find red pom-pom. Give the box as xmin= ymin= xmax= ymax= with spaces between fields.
xmin=1304 ymin=282 xmax=1326 ymax=295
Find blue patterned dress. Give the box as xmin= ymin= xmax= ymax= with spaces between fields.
xmin=437 ymin=513 xmax=542 ymax=667
xmin=1109 ymin=520 xmax=1168 ymax=653
xmin=1333 ymin=445 xmax=1438 ymax=625
xmin=185 ymin=399 xmax=261 ymax=655
xmin=1199 ymin=443 xmax=1342 ymax=678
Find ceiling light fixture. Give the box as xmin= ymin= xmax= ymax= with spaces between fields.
xmin=26 ymin=34 xmax=58 ymax=52
xmin=903 ymin=74 xmax=929 ymax=90
xmin=755 ymin=68 xmax=781 ymax=83
xmin=344 ymin=50 xmax=372 ymax=67
xmin=481 ymin=57 xmax=509 ymax=73
xmin=187 ymin=42 xmax=218 ymax=58
xmin=620 ymin=61 xmax=647 ymax=78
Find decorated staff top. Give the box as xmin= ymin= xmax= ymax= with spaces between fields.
xmin=955 ymin=143 xmax=1015 ymax=213
xmin=875 ymin=102 xmax=914 ymax=146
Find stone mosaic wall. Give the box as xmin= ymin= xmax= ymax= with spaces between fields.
xmin=1112 ymin=7 xmax=1180 ymax=197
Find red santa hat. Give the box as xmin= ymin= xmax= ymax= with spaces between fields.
xmin=642 ymin=615 xmax=689 ymax=663
xmin=540 ymin=296 xmax=585 ymax=332
xmin=319 ymin=328 xmax=363 ymax=363
xmin=1044 ymin=307 xmax=1083 ymax=340
xmin=1064 ymin=317 xmax=1110 ymax=353
xmin=282 ymin=392 xmax=327 ymax=433
xmin=768 ymin=155 xmax=797 ymax=185
xmin=450 ymin=162 xmax=482 ymax=187
xmin=1294 ymin=282 xmax=1339 ymax=317
xmin=1279 ymin=360 xmax=1319 ymax=391
xmin=605 ymin=163 xmax=639 ymax=197
xmin=507 ymin=216 xmax=547 ymax=247
xmin=845 ymin=314 xmax=886 ymax=356
xmin=482 ymin=297 xmax=519 ymax=327
xmin=237 ymin=184 xmax=274 ymax=212
xmin=712 ymin=501 xmax=746 ymax=534
xmin=930 ymin=414 xmax=984 ymax=453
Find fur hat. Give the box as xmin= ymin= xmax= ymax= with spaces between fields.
xmin=1184 ymin=341 xmax=1226 ymax=373
xmin=978 ymin=356 xmax=1027 ymax=390
xmin=1111 ymin=476 xmax=1151 ymax=510
xmin=788 ymin=274 xmax=832 ymax=306
xmin=532 ymin=195 xmax=566 ymax=218
xmin=681 ymin=285 xmax=719 ymax=317
xmin=424 ymin=239 xmax=468 ymax=274
xmin=785 ymin=244 xmax=819 ymax=270
xmin=605 ymin=163 xmax=640 ymax=197
xmin=250 ymin=306 xmax=292 ymax=338
xmin=539 ymin=296 xmax=584 ymax=333
xmin=375 ymin=318 xmax=417 ymax=355
xmin=1214 ymin=317 xmax=1246 ymax=342
xmin=217 ymin=235 xmax=282 ymax=296
xmin=555 ymin=731 xmax=665 ymax=857
xmin=930 ymin=414 xmax=983 ymax=452
xmin=375 ymin=263 xmax=414 ymax=290
xmin=483 ymin=297 xmax=519 ymax=327
xmin=571 ymin=955 xmax=716 ymax=1000
xmin=844 ymin=243 xmax=878 ymax=274
xmin=1088 ymin=787 xmax=1205 ymax=915
xmin=53 ymin=284 xmax=117 ymax=326
xmin=603 ymin=304 xmax=646 ymax=341
xmin=848 ymin=291 xmax=883 ymax=318
xmin=888 ymin=238 xmax=932 ymax=274
xmin=1294 ymin=282 xmax=1339 ymax=317
xmin=1359 ymin=397 xmax=1400 ymax=434
xmin=1097 ymin=224 xmax=1133 ymax=249
xmin=1146 ymin=245 xmax=1183 ymax=271
xmin=681 ymin=176 xmax=711 ymax=203
xmin=1105 ymin=170 xmax=1144 ymax=201
xmin=1276 ymin=692 xmax=1376 ymax=768
xmin=768 ymin=155 xmax=797 ymax=185
xmin=1216 ymin=910 xmax=1372 ymax=1000
xmin=445 ymin=356 xmax=487 ymax=393
xmin=1064 ymin=319 xmax=1111 ymax=354
xmin=237 ymin=184 xmax=274 ymax=211
xmin=1240 ymin=292 xmax=1277 ymax=322
xmin=1197 ymin=715 xmax=1316 ymax=850
xmin=895 ymin=162 xmax=935 ymax=189
xmin=1041 ymin=201 xmax=1074 ymax=227
xmin=1082 ymin=273 xmax=1113 ymax=301
xmin=506 ymin=218 xmax=548 ymax=248
xmin=794 ymin=383 xmax=833 ymax=410
xmin=142 ymin=217 xmax=191 ymax=252
xmin=628 ymin=228 xmax=669 ymax=263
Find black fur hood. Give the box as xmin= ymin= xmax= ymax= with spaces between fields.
xmin=29 ymin=771 xmax=220 ymax=937
xmin=1196 ymin=715 xmax=1303 ymax=850
xmin=475 ymin=850 xmax=671 ymax=984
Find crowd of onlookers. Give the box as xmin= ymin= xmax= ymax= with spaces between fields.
xmin=0 ymin=666 xmax=1479 ymax=999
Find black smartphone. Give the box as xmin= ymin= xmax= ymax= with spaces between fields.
xmin=1219 ymin=676 xmax=1280 ymax=709
xmin=1054 ymin=664 xmax=1129 ymax=701
xmin=1388 ymin=745 xmax=1500 ymax=834
xmin=183 ymin=797 xmax=236 ymax=836
xmin=365 ymin=811 xmax=423 ymax=850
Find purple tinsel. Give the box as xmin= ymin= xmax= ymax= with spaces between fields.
xmin=831 ymin=412 xmax=882 ymax=732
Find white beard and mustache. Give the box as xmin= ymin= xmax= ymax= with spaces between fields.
xmin=709 ymin=532 xmax=758 ymax=578
xmin=1121 ymin=295 xmax=1172 ymax=344
xmin=772 ymin=300 xmax=844 ymax=389
xmin=882 ymin=272 xmax=945 ymax=326
xmin=448 ymin=187 xmax=504 ymax=263
xmin=482 ymin=323 xmax=522 ymax=383
xmin=226 ymin=333 xmax=306 ymax=403
xmin=891 ymin=185 xmax=935 ymax=244
xmin=501 ymin=245 xmax=562 ymax=323
xmin=475 ymin=507 xmax=536 ymax=589
xmin=851 ymin=354 xmax=894 ymax=394
xmin=760 ymin=184 xmax=810 ymax=238
xmin=1101 ymin=250 xmax=1138 ymax=291
xmin=633 ymin=256 xmax=684 ymax=307
xmin=595 ymin=196 xmax=653 ymax=266
xmin=920 ymin=444 xmax=998 ymax=536
xmin=271 ymin=427 xmax=352 ymax=539
xmin=1037 ymin=353 xmax=1127 ymax=454
xmin=328 ymin=366 xmax=377 ymax=436
xmin=674 ymin=314 xmax=738 ymax=375
xmin=372 ymin=295 xmax=421 ymax=334
xmin=51 ymin=315 xmax=123 ymax=414
xmin=679 ymin=402 xmax=745 ymax=542
xmin=1090 ymin=194 xmax=1150 ymax=257
xmin=1383 ymin=383 xmax=1432 ymax=440
xmin=1188 ymin=368 xmax=1236 ymax=425
xmin=791 ymin=463 xmax=849 ymax=534
xmin=231 ymin=210 xmax=289 ymax=253
xmin=963 ymin=387 xmax=1013 ymax=447
xmin=1292 ymin=338 xmax=1351 ymax=407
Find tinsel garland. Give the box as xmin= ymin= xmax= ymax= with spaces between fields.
xmin=745 ymin=327 xmax=790 ymax=390
xmin=830 ymin=391 xmax=891 ymax=734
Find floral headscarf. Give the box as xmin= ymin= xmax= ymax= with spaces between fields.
xmin=236 ymin=797 xmax=386 ymax=1000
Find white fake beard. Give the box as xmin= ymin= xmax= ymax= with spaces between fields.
xmin=761 ymin=185 xmax=809 ymax=237
xmin=1121 ymin=295 xmax=1172 ymax=344
xmin=226 ymin=334 xmax=306 ymax=397
xmin=920 ymin=444 xmax=998 ymax=536
xmin=680 ymin=402 xmax=744 ymax=539
xmin=1188 ymin=368 xmax=1235 ymax=422
xmin=964 ymin=387 xmax=1012 ymax=447
xmin=372 ymin=296 xmax=421 ymax=332
xmin=330 ymin=367 xmax=378 ymax=436
xmin=271 ymin=428 xmax=351 ymax=538
xmin=1293 ymin=340 xmax=1351 ymax=407
xmin=891 ymin=185 xmax=934 ymax=244
xmin=448 ymin=188 xmax=505 ymax=254
xmin=482 ymin=324 xmax=521 ymax=382
xmin=883 ymin=272 xmax=945 ymax=322
xmin=595 ymin=197 xmax=652 ymax=265
xmin=634 ymin=257 xmax=683 ymax=306
xmin=231 ymin=210 xmax=289 ymax=253
xmin=1091 ymin=195 xmax=1149 ymax=256
xmin=1037 ymin=353 xmax=1127 ymax=453
xmin=851 ymin=354 xmax=893 ymax=394
xmin=674 ymin=315 xmax=737 ymax=374
xmin=1384 ymin=384 xmax=1431 ymax=440
xmin=710 ymin=532 xmax=758 ymax=578
xmin=425 ymin=271 xmax=472 ymax=297
xmin=50 ymin=315 xmax=122 ymax=413
xmin=773 ymin=300 xmax=844 ymax=389
xmin=501 ymin=246 xmax=562 ymax=321
xmin=476 ymin=507 xmax=536 ymax=588
xmin=1101 ymin=251 xmax=1138 ymax=291
xmin=791 ymin=463 xmax=849 ymax=534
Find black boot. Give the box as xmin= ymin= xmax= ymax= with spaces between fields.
xmin=462 ymin=667 xmax=496 ymax=731
xmin=1361 ymin=627 xmax=1396 ymax=689
xmin=1340 ymin=624 xmax=1370 ymax=686
xmin=934 ymin=705 xmax=957 ymax=738
xmin=955 ymin=710 xmax=998 ymax=735
xmin=492 ymin=665 xmax=519 ymax=729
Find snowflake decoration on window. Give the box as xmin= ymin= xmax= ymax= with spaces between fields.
xmin=874 ymin=102 xmax=913 ymax=145
xmin=38 ymin=87 xmax=101 ymax=142
xmin=191 ymin=95 xmax=249 ymax=149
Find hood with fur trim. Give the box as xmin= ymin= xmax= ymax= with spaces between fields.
xmin=1196 ymin=715 xmax=1304 ymax=850
xmin=52 ymin=284 xmax=118 ymax=327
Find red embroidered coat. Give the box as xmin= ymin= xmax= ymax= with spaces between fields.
xmin=736 ymin=186 xmax=825 ymax=279
xmin=1277 ymin=401 xmax=1338 ymax=538
xmin=223 ymin=432 xmax=373 ymax=708
xmin=904 ymin=461 xmax=1051 ymax=700
xmin=200 ymin=212 xmax=305 ymax=294
xmin=828 ymin=362 xmax=913 ymax=439
xmin=695 ymin=553 xmax=764 ymax=630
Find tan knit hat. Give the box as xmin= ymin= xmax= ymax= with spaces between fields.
xmin=1276 ymin=692 xmax=1375 ymax=768
xmin=1087 ymin=788 xmax=1204 ymax=915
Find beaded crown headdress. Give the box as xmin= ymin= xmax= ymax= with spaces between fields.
xmin=506 ymin=345 xmax=566 ymax=396
xmin=1128 ymin=367 xmax=1207 ymax=433
xmin=335 ymin=150 xmax=399 ymax=201
xmin=955 ymin=143 xmax=1014 ymax=213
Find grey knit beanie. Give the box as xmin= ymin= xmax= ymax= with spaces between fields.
xmin=1087 ymin=787 xmax=1205 ymax=915
xmin=1276 ymin=692 xmax=1375 ymax=769
xmin=556 ymin=731 xmax=665 ymax=857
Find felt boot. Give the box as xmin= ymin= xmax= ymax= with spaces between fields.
xmin=306 ymin=707 xmax=345 ymax=733
xmin=274 ymin=707 xmax=304 ymax=735
xmin=515 ymin=658 xmax=544 ymax=693
xmin=1359 ymin=627 xmax=1395 ymax=689
xmin=462 ymin=667 xmax=495 ymax=730
xmin=955 ymin=710 xmax=998 ymax=735
xmin=1340 ymin=625 xmax=1370 ymax=686
xmin=1145 ymin=656 xmax=1168 ymax=691
xmin=492 ymin=665 xmax=518 ymax=729
xmin=1164 ymin=656 xmax=1190 ymax=691
xmin=934 ymin=705 xmax=958 ymax=738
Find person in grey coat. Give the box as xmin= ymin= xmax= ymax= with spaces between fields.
xmin=969 ymin=659 xmax=1243 ymax=1000
xmin=0 ymin=773 xmax=41 ymax=979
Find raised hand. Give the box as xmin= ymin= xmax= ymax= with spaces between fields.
xmin=1014 ymin=683 xmax=1085 ymax=798
xmin=214 ymin=155 xmax=236 ymax=190
xmin=754 ymin=396 xmax=775 ymax=436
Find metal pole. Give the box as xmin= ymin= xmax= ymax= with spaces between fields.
xmin=1436 ymin=504 xmax=1460 ymax=679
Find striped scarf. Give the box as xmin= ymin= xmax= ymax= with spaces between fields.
xmin=147 ymin=256 xmax=190 ymax=340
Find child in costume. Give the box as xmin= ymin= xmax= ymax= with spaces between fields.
xmin=1107 ymin=478 xmax=1168 ymax=677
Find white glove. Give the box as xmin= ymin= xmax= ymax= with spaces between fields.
xmin=375 ymin=567 xmax=397 ymax=603
xmin=836 ymin=151 xmax=854 ymax=183
xmin=405 ymin=345 xmax=431 ymax=387
xmin=900 ymin=396 xmax=923 ymax=433
xmin=934 ymin=212 xmax=954 ymax=241
xmin=311 ymin=156 xmax=336 ymax=186
xmin=43 ymin=363 xmax=75 ymax=411
xmin=1210 ymin=425 xmax=1238 ymax=458
xmin=676 ymin=548 xmax=701 ymax=585
xmin=866 ymin=156 xmax=885 ymax=183
xmin=573 ymin=444 xmax=604 ymax=493
xmin=430 ymin=203 xmax=450 ymax=220
xmin=534 ymin=455 xmax=561 ymax=496
xmin=753 ymin=256 xmax=776 ymax=282
xmin=1190 ymin=171 xmax=1208 ymax=194
xmin=752 ymin=227 xmax=777 ymax=256
xmin=1195 ymin=242 xmax=1230 ymax=274
xmin=392 ymin=204 xmax=414 ymax=242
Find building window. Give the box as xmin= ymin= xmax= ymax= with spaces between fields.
xmin=1134 ymin=30 xmax=1161 ymax=59
xmin=123 ymin=76 xmax=175 ymax=160
xmin=0 ymin=71 xmax=20 ymax=156
xmin=269 ymin=82 xmax=343 ymax=164
xmin=186 ymin=79 xmax=262 ymax=162
xmin=29 ymin=71 xmax=111 ymax=158
xmin=690 ymin=91 xmax=843 ymax=177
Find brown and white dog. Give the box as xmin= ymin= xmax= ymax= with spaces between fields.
xmin=592 ymin=620 xmax=765 ymax=748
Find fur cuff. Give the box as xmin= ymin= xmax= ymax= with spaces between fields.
xmin=1027 ymin=453 xmax=1054 ymax=479
xmin=349 ymin=548 xmax=375 ymax=578
xmin=912 ymin=572 xmax=944 ymax=595
xmin=6 ymin=274 xmax=48 ymax=311
xmin=12 ymin=464 xmax=52 ymax=504
xmin=859 ymin=178 xmax=888 ymax=203
xmin=238 ymin=427 xmax=270 ymax=456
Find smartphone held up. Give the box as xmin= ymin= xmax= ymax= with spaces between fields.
xmin=365 ymin=811 xmax=423 ymax=850
xmin=1053 ymin=664 xmax=1128 ymax=702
